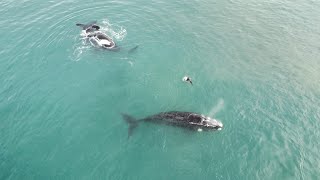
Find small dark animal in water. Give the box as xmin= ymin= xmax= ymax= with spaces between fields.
xmin=183 ymin=76 xmax=193 ymax=85
xmin=122 ymin=111 xmax=223 ymax=138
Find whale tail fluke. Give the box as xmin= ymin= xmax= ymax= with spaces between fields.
xmin=122 ymin=113 xmax=139 ymax=138
xmin=128 ymin=45 xmax=139 ymax=54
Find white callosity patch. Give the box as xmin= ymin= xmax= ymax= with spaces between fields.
xmin=99 ymin=39 xmax=111 ymax=46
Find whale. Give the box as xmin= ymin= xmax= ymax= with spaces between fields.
xmin=122 ymin=111 xmax=223 ymax=137
xmin=76 ymin=21 xmax=138 ymax=52
xmin=76 ymin=21 xmax=119 ymax=51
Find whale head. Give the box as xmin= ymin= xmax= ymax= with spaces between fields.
xmin=200 ymin=115 xmax=223 ymax=130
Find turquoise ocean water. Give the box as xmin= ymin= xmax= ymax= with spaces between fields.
xmin=1 ymin=0 xmax=320 ymax=179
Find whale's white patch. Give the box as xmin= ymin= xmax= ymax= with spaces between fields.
xmin=197 ymin=128 xmax=203 ymax=132
xmin=100 ymin=39 xmax=111 ymax=45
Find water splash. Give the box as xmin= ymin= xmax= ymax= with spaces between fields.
xmin=128 ymin=61 xmax=134 ymax=66
xmin=101 ymin=19 xmax=127 ymax=41
xmin=70 ymin=41 xmax=91 ymax=61
xmin=208 ymin=98 xmax=225 ymax=117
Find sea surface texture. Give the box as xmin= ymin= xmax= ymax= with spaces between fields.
xmin=0 ymin=0 xmax=320 ymax=179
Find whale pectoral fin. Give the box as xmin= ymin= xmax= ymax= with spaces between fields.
xmin=128 ymin=45 xmax=139 ymax=53
xmin=197 ymin=128 xmax=203 ymax=132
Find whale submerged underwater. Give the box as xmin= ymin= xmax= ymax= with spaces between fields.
xmin=122 ymin=111 xmax=223 ymax=137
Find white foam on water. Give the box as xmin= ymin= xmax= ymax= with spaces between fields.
xmin=101 ymin=18 xmax=127 ymax=41
xmin=80 ymin=30 xmax=87 ymax=37
xmin=70 ymin=43 xmax=91 ymax=61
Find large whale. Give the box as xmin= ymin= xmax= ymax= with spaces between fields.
xmin=76 ymin=21 xmax=139 ymax=52
xmin=122 ymin=111 xmax=223 ymax=137
xmin=76 ymin=21 xmax=119 ymax=51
